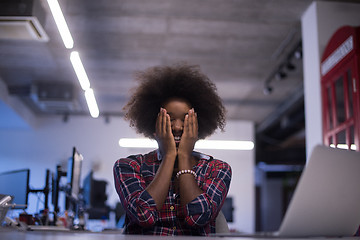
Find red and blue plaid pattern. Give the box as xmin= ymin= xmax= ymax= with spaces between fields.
xmin=113 ymin=150 xmax=231 ymax=235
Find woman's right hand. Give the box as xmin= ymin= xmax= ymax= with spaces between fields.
xmin=147 ymin=108 xmax=177 ymax=210
xmin=154 ymin=108 xmax=177 ymax=158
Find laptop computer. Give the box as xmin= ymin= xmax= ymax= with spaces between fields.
xmin=218 ymin=144 xmax=360 ymax=238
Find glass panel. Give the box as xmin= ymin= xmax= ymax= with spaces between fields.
xmin=347 ymin=69 xmax=353 ymax=118
xmin=350 ymin=125 xmax=355 ymax=151
xmin=335 ymin=76 xmax=345 ymax=124
xmin=327 ymin=86 xmax=333 ymax=129
xmin=336 ymin=130 xmax=347 ymax=149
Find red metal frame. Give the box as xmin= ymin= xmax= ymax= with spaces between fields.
xmin=321 ymin=26 xmax=360 ymax=151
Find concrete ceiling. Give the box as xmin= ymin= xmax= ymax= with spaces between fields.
xmin=0 ymin=0 xmax=356 ymax=125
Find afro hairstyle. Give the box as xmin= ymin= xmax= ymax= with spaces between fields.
xmin=123 ymin=63 xmax=226 ymax=139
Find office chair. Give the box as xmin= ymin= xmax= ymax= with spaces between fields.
xmin=215 ymin=211 xmax=229 ymax=233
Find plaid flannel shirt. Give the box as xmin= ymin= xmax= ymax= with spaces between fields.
xmin=113 ymin=150 xmax=231 ymax=236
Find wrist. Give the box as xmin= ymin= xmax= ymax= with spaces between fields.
xmin=163 ymin=152 xmax=177 ymax=161
xmin=177 ymin=154 xmax=193 ymax=171
xmin=159 ymin=147 xmax=177 ymax=158
xmin=177 ymin=150 xmax=192 ymax=159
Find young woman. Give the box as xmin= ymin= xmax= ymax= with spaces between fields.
xmin=113 ymin=63 xmax=232 ymax=235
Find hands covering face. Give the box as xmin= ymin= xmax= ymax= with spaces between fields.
xmin=154 ymin=107 xmax=198 ymax=158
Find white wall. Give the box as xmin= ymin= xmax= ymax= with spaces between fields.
xmin=0 ymin=113 xmax=254 ymax=232
xmin=205 ymin=121 xmax=255 ymax=233
xmin=301 ymin=1 xmax=360 ymax=157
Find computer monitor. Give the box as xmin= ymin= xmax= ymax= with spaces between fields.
xmin=222 ymin=197 xmax=234 ymax=222
xmin=51 ymin=166 xmax=65 ymax=213
xmin=82 ymin=171 xmax=107 ymax=208
xmin=67 ymin=147 xmax=83 ymax=201
xmin=0 ymin=169 xmax=30 ymax=209
xmin=82 ymin=170 xmax=93 ymax=208
xmin=82 ymin=170 xmax=109 ymax=219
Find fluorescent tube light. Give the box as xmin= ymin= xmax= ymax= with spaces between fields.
xmin=84 ymin=88 xmax=99 ymax=118
xmin=119 ymin=138 xmax=158 ymax=148
xmin=70 ymin=51 xmax=91 ymax=90
xmin=195 ymin=140 xmax=254 ymax=150
xmin=47 ymin=0 xmax=74 ymax=49
xmin=119 ymin=138 xmax=254 ymax=150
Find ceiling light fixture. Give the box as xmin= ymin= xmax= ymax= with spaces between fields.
xmin=119 ymin=138 xmax=158 ymax=148
xmin=275 ymin=71 xmax=287 ymax=81
xmin=84 ymin=88 xmax=100 ymax=118
xmin=119 ymin=138 xmax=254 ymax=150
xmin=286 ymin=62 xmax=296 ymax=71
xmin=46 ymin=0 xmax=74 ymax=49
xmin=294 ymin=49 xmax=302 ymax=59
xmin=70 ymin=51 xmax=99 ymax=118
xmin=47 ymin=1 xmax=99 ymax=119
xmin=195 ymin=140 xmax=254 ymax=150
xmin=263 ymin=41 xmax=302 ymax=95
xmin=70 ymin=51 xmax=90 ymax=90
xmin=263 ymin=85 xmax=273 ymax=95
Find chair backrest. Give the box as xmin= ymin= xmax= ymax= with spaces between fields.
xmin=215 ymin=210 xmax=229 ymax=233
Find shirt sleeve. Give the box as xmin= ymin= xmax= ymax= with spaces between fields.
xmin=180 ymin=159 xmax=232 ymax=227
xmin=113 ymin=156 xmax=158 ymax=227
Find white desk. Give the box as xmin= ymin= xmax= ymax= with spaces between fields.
xmin=0 ymin=228 xmax=359 ymax=240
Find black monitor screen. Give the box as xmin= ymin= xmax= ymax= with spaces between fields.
xmin=0 ymin=169 xmax=29 ymax=209
xmin=67 ymin=147 xmax=83 ymax=201
xmin=222 ymin=197 xmax=234 ymax=222
xmin=82 ymin=171 xmax=107 ymax=209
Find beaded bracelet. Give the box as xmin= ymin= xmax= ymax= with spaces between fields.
xmin=176 ymin=169 xmax=197 ymax=179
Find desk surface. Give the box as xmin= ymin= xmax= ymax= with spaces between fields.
xmin=0 ymin=228 xmax=359 ymax=240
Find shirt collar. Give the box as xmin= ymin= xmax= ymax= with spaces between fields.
xmin=156 ymin=149 xmax=211 ymax=161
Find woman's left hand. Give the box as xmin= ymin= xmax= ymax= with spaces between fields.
xmin=177 ymin=108 xmax=198 ymax=158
